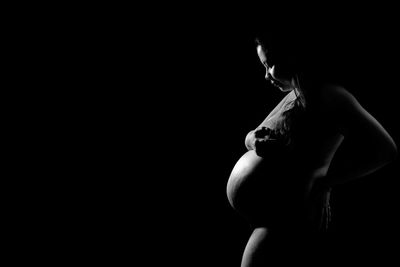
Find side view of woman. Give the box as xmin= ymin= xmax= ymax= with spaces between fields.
xmin=226 ymin=33 xmax=397 ymax=266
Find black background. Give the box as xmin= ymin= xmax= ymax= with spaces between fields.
xmin=14 ymin=4 xmax=399 ymax=265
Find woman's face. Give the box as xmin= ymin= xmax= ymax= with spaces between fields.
xmin=256 ymin=45 xmax=294 ymax=92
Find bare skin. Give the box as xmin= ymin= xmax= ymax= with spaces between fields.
xmin=230 ymin=44 xmax=397 ymax=267
xmin=238 ymin=89 xmax=342 ymax=266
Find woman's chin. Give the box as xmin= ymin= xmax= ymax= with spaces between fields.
xmin=278 ymin=87 xmax=292 ymax=92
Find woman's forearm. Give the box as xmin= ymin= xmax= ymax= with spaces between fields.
xmin=319 ymin=85 xmax=398 ymax=187
xmin=323 ymin=137 xmax=397 ymax=187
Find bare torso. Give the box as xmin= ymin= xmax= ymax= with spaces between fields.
xmin=227 ymin=89 xmax=344 ymax=228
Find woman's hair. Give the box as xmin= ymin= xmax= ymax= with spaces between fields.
xmin=254 ymin=29 xmax=336 ymax=137
xmin=255 ymin=31 xmax=320 ymax=75
xmin=255 ymin=27 xmax=346 ymax=109
xmin=252 ymin=19 xmax=351 ymax=146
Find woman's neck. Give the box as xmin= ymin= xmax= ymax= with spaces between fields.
xmin=291 ymin=76 xmax=307 ymax=108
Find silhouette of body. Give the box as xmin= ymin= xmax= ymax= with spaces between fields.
xmin=226 ymin=36 xmax=397 ymax=266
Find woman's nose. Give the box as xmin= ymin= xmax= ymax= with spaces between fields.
xmin=265 ymin=69 xmax=272 ymax=80
xmin=265 ymin=71 xmax=271 ymax=80
xmin=265 ymin=66 xmax=275 ymax=80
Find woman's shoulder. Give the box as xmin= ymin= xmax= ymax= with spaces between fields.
xmin=315 ymin=84 xmax=369 ymax=131
xmin=306 ymin=83 xmax=352 ymax=122
xmin=319 ymin=82 xmax=354 ymax=97
xmin=318 ymin=84 xmax=356 ymax=111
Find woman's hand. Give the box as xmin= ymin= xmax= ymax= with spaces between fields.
xmin=253 ymin=127 xmax=286 ymax=157
xmin=307 ymin=179 xmax=332 ymax=231
xmin=254 ymin=126 xmax=271 ymax=139
xmin=245 ymin=126 xmax=270 ymax=151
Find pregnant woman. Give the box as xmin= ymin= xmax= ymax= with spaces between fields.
xmin=226 ymin=34 xmax=397 ymax=266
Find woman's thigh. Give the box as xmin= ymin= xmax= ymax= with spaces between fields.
xmin=240 ymin=226 xmax=321 ymax=267
xmin=240 ymin=227 xmax=271 ymax=267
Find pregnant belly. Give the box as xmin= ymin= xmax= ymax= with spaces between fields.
xmin=226 ymin=150 xmax=305 ymax=225
xmin=227 ymin=150 xmax=265 ymax=207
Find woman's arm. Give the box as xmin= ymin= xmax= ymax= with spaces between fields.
xmin=319 ymin=85 xmax=397 ymax=187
